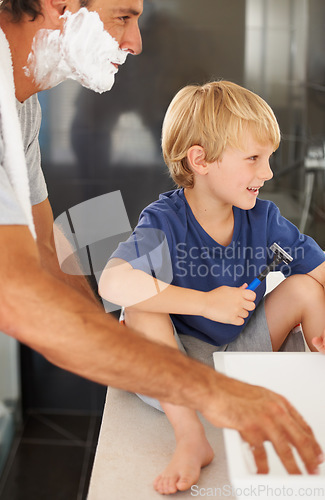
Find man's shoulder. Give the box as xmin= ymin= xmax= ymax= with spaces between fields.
xmin=17 ymin=94 xmax=41 ymax=122
xmin=17 ymin=94 xmax=42 ymax=150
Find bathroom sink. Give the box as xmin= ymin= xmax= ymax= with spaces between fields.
xmin=213 ymin=353 xmax=325 ymax=500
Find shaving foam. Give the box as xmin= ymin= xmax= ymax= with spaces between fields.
xmin=25 ymin=8 xmax=128 ymax=93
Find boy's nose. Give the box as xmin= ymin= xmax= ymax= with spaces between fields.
xmin=259 ymin=161 xmax=273 ymax=181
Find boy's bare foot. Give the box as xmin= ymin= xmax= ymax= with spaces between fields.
xmin=153 ymin=427 xmax=214 ymax=495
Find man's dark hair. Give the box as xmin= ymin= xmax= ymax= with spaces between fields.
xmin=0 ymin=0 xmax=90 ymax=22
xmin=0 ymin=0 xmax=42 ymax=21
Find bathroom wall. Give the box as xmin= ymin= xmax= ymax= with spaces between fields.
xmin=304 ymin=0 xmax=325 ymax=242
xmin=244 ymin=0 xmax=325 ymax=246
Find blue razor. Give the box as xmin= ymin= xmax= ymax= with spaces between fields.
xmin=247 ymin=242 xmax=293 ymax=291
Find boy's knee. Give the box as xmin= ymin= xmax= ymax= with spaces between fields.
xmin=124 ymin=308 xmax=172 ymax=332
xmin=124 ymin=307 xmax=147 ymax=327
xmin=304 ymin=275 xmax=325 ymax=302
xmin=286 ymin=274 xmax=324 ymax=304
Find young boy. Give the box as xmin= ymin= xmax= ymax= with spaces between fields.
xmin=99 ymin=81 xmax=325 ymax=495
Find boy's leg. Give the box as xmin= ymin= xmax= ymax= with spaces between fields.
xmin=124 ymin=309 xmax=214 ymax=495
xmin=264 ymin=274 xmax=325 ymax=352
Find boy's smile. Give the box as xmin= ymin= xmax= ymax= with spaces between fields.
xmin=247 ymin=186 xmax=262 ymax=195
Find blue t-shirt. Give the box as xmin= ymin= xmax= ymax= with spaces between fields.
xmin=111 ymin=189 xmax=325 ymax=346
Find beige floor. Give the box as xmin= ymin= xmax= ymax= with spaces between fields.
xmin=88 ymin=387 xmax=235 ymax=499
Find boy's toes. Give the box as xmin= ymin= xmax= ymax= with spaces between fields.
xmin=154 ymin=474 xmax=178 ymax=495
xmin=312 ymin=336 xmax=325 ymax=353
xmin=153 ymin=475 xmax=163 ymax=494
xmin=176 ymin=474 xmax=197 ymax=491
xmin=154 ymin=470 xmax=199 ymax=495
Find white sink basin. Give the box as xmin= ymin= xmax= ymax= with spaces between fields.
xmin=213 ymin=353 xmax=325 ymax=500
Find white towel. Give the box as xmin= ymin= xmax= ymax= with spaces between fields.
xmin=0 ymin=28 xmax=36 ymax=238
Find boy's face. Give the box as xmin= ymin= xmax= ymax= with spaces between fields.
xmin=208 ymin=130 xmax=274 ymax=211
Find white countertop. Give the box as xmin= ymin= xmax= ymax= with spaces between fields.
xmin=88 ymin=387 xmax=235 ymax=499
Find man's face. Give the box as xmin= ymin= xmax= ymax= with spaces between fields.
xmin=84 ymin=0 xmax=143 ymax=56
xmin=26 ymin=0 xmax=143 ymax=93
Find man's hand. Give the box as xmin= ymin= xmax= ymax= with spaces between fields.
xmin=201 ymin=373 xmax=324 ymax=475
xmin=312 ymin=331 xmax=325 ymax=354
xmin=201 ymin=284 xmax=256 ymax=326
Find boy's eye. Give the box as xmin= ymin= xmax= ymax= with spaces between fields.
xmin=248 ymin=156 xmax=258 ymax=161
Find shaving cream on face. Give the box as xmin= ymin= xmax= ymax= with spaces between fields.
xmin=25 ymin=8 xmax=129 ymax=93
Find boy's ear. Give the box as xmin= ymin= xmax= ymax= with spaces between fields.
xmin=41 ymin=0 xmax=67 ymax=26
xmin=187 ymin=146 xmax=208 ymax=176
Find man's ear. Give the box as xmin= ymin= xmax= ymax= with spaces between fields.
xmin=187 ymin=146 xmax=208 ymax=176
xmin=42 ymin=0 xmax=67 ymax=26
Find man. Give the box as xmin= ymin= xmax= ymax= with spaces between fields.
xmin=0 ymin=0 xmax=323 ymax=488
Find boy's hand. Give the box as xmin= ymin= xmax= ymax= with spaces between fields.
xmin=312 ymin=331 xmax=325 ymax=354
xmin=202 ymin=284 xmax=256 ymax=325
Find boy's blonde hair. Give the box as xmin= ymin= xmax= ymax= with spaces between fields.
xmin=162 ymin=81 xmax=281 ymax=188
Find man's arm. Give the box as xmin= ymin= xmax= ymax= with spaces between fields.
xmin=0 ymin=224 xmax=322 ymax=475
xmin=32 ymin=198 xmax=101 ymax=307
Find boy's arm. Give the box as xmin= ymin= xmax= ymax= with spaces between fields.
xmin=99 ymin=258 xmax=256 ymax=326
